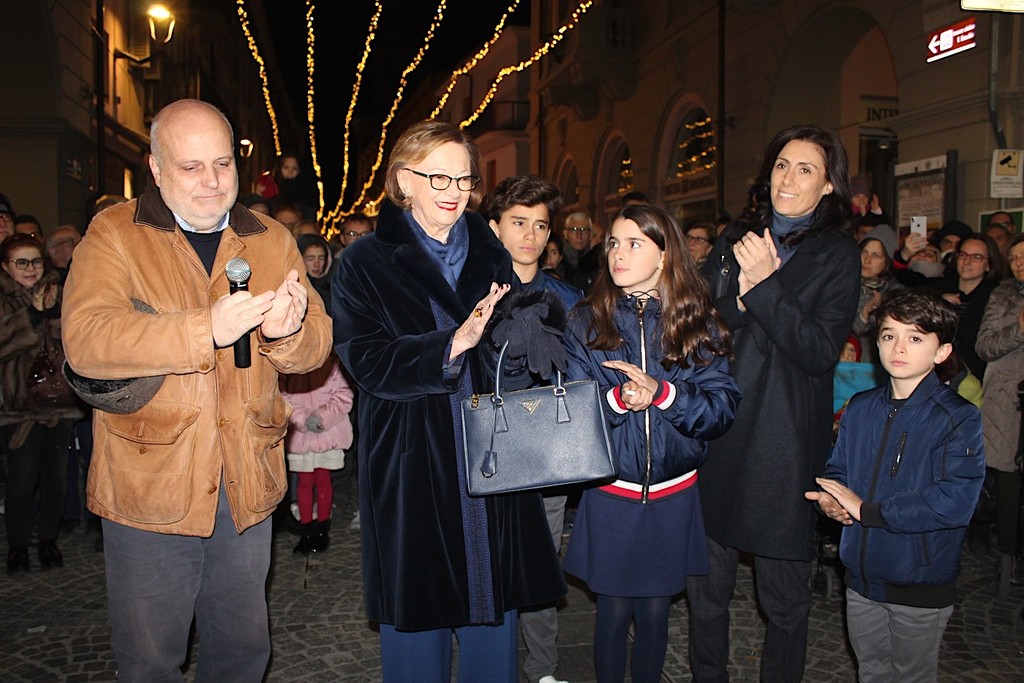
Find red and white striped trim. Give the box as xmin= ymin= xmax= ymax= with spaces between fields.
xmin=598 ymin=469 xmax=697 ymax=500
xmin=606 ymin=380 xmax=676 ymax=414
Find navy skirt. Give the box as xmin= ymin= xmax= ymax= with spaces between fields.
xmin=563 ymin=479 xmax=709 ymax=597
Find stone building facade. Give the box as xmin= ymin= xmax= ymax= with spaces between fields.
xmin=529 ymin=0 xmax=1023 ymax=231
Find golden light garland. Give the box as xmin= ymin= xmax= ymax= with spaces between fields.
xmin=235 ymin=0 xmax=282 ymax=157
xmin=336 ymin=0 xmax=450 ymax=225
xmin=339 ymin=1 xmax=592 ymax=218
xmin=460 ymin=0 xmax=594 ymax=128
xmin=320 ymin=1 xmax=385 ymax=233
xmin=428 ymin=0 xmax=522 ymax=120
xmin=305 ymin=0 xmax=325 ymax=217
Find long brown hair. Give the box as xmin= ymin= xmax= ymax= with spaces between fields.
xmin=584 ymin=204 xmax=731 ymax=368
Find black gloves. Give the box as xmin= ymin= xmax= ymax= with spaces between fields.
xmin=485 ymin=289 xmax=569 ymax=381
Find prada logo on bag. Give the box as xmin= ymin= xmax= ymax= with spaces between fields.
xmin=520 ymin=399 xmax=542 ymax=414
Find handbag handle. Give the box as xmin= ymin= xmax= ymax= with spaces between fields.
xmin=479 ymin=341 xmax=570 ymax=478
xmin=492 ymin=340 xmax=565 ymax=402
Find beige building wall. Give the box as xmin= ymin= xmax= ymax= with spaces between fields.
xmin=531 ymin=0 xmax=1022 ymax=231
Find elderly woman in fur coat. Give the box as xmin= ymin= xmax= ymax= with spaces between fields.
xmin=331 ymin=120 xmax=565 ymax=682
xmin=1 ymin=234 xmax=83 ymax=574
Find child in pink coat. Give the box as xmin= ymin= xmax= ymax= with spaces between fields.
xmin=280 ymin=354 xmax=354 ymax=553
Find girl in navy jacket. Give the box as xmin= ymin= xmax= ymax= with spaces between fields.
xmin=563 ymin=203 xmax=740 ymax=683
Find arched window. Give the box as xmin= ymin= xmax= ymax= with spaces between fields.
xmin=664 ymin=108 xmax=717 ymax=225
xmin=671 ymin=109 xmax=716 ymax=179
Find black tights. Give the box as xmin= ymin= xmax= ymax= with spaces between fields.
xmin=594 ymin=594 xmax=672 ymax=683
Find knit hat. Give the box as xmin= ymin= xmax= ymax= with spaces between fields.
xmin=850 ymin=176 xmax=870 ymax=198
xmin=844 ymin=334 xmax=863 ymax=362
xmin=0 ymin=192 xmax=14 ymax=215
xmin=930 ymin=220 xmax=971 ymax=248
xmin=62 ymin=299 xmax=165 ymax=414
xmin=239 ymin=194 xmax=268 ymax=209
xmin=859 ymin=224 xmax=898 ymax=260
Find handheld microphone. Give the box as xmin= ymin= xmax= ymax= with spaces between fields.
xmin=225 ymin=257 xmax=253 ymax=368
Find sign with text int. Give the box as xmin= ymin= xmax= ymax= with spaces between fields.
xmin=927 ymin=17 xmax=976 ymax=63
xmin=991 ymin=149 xmax=1023 ymax=199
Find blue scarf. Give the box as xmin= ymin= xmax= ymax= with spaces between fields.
xmin=770 ymin=209 xmax=814 ymax=266
xmin=406 ymin=211 xmax=470 ymax=291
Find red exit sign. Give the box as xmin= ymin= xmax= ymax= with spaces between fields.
xmin=927 ymin=17 xmax=977 ymax=63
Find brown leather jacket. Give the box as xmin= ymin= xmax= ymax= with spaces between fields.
xmin=61 ymin=192 xmax=332 ymax=535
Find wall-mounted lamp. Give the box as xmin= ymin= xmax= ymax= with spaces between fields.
xmin=148 ymin=5 xmax=176 ymax=44
xmin=239 ymin=138 xmax=254 ymax=159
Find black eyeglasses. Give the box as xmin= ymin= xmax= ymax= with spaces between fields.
xmin=686 ymin=235 xmax=711 ymax=245
xmin=956 ymin=252 xmax=988 ymax=263
xmin=343 ymin=230 xmax=371 ymax=239
xmin=7 ymin=257 xmax=46 ymax=270
xmin=987 ymin=221 xmax=1012 ymax=230
xmin=405 ymin=169 xmax=480 ymax=192
xmin=564 ymin=225 xmax=591 ymax=233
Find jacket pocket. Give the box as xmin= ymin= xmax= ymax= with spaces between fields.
xmin=93 ymin=401 xmax=201 ymax=524
xmin=241 ymin=392 xmax=291 ymax=513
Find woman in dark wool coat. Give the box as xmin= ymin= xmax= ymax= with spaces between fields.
xmin=331 ymin=120 xmax=565 ymax=683
xmin=688 ymin=125 xmax=861 ymax=683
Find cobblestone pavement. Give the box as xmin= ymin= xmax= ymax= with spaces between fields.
xmin=2 ymin=475 xmax=1022 ymax=682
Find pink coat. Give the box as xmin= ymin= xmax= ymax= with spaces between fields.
xmin=280 ymin=356 xmax=354 ymax=455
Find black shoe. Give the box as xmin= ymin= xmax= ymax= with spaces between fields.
xmin=310 ymin=519 xmax=331 ymax=553
xmin=293 ymin=523 xmax=315 ymax=555
xmin=7 ymin=546 xmax=30 ymax=575
xmin=38 ymin=540 xmax=64 ymax=569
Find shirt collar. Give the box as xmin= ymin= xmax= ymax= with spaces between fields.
xmin=171 ymin=211 xmax=230 ymax=233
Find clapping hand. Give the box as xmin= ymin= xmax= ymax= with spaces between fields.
xmin=450 ymin=283 xmax=510 ymax=362
xmin=261 ymin=270 xmax=308 ymax=340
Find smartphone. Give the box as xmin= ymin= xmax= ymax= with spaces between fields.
xmin=910 ymin=216 xmax=927 ymax=237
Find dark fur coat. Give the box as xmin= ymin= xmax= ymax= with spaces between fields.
xmin=331 ymin=200 xmax=566 ymax=630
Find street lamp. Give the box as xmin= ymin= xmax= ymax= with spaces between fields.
xmin=148 ymin=4 xmax=176 ymax=44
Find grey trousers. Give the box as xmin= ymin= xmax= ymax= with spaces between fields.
xmin=520 ymin=493 xmax=567 ymax=683
xmin=102 ymin=486 xmax=273 ymax=683
xmin=687 ymin=536 xmax=812 ymax=683
xmin=846 ymin=588 xmax=953 ymax=683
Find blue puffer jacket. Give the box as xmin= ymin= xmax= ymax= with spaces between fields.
xmin=822 ymin=371 xmax=985 ymax=608
xmin=564 ymin=295 xmax=740 ymax=489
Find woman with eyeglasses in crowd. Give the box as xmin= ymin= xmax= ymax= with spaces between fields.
xmin=942 ymin=233 xmax=1006 ymax=381
xmin=1 ymin=234 xmax=84 ymax=574
xmin=332 ymin=120 xmax=565 ymax=682
xmin=683 ymin=221 xmax=717 ymax=270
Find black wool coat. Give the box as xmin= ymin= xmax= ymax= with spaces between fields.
xmin=699 ymin=224 xmax=860 ymax=561
xmin=331 ymin=201 xmax=566 ymax=630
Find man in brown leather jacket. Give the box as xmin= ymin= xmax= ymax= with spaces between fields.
xmin=62 ymin=99 xmax=332 ymax=682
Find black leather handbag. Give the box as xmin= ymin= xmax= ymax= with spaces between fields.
xmin=461 ymin=342 xmax=616 ymax=496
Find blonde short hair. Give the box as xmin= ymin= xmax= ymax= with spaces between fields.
xmin=385 ymin=120 xmax=482 ymax=211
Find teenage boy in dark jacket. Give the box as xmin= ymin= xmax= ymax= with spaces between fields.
xmin=806 ymin=289 xmax=984 ymax=682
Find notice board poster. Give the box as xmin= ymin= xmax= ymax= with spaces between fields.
xmin=895 ymin=155 xmax=949 ymax=230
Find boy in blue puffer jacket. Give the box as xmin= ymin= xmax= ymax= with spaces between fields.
xmin=806 ymin=289 xmax=984 ymax=682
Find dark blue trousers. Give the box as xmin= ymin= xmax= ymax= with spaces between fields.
xmin=379 ymin=610 xmax=519 ymax=683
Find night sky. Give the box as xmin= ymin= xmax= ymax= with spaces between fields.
xmin=261 ymin=1 xmax=530 ymax=208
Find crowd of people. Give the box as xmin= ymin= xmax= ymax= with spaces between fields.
xmin=1 ymin=99 xmax=1021 ymax=683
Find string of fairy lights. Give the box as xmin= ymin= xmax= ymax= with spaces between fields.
xmin=234 ymin=1 xmax=597 ymax=229
xmin=323 ymin=0 xmax=449 ymax=227
xmin=428 ymin=0 xmax=523 ymax=120
xmin=319 ymin=2 xmax=384 ymax=224
xmin=304 ymin=0 xmax=324 ymax=215
xmin=235 ymin=0 xmax=281 ymax=157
